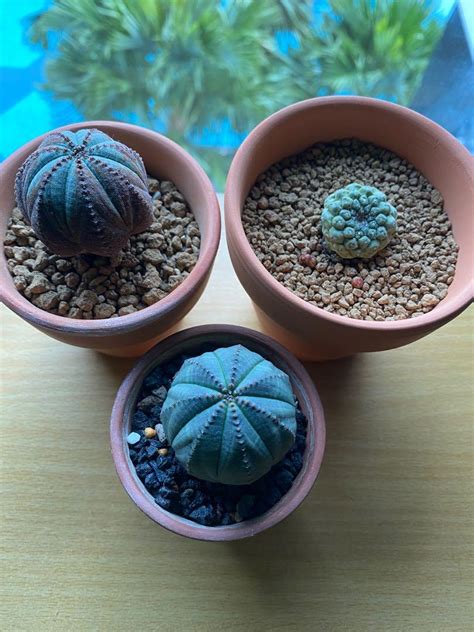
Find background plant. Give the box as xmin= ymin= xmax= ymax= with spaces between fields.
xmin=306 ymin=0 xmax=442 ymax=104
xmin=29 ymin=0 xmax=443 ymax=188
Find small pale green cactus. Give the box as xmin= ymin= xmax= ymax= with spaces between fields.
xmin=321 ymin=182 xmax=397 ymax=259
xmin=161 ymin=345 xmax=297 ymax=485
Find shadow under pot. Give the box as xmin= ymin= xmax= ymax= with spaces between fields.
xmin=0 ymin=121 xmax=220 ymax=357
xmin=110 ymin=324 xmax=326 ymax=541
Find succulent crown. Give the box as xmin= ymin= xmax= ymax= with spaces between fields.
xmin=15 ymin=128 xmax=154 ymax=257
xmin=161 ymin=345 xmax=297 ymax=485
xmin=321 ymin=182 xmax=397 ymax=259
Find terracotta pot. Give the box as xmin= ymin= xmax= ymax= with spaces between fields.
xmin=110 ymin=324 xmax=326 ymax=541
xmin=0 ymin=121 xmax=220 ymax=356
xmin=225 ymin=96 xmax=474 ymax=361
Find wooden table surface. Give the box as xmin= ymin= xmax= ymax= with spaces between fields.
xmin=1 ymin=200 xmax=473 ymax=632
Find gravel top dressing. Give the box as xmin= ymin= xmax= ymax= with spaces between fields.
xmin=127 ymin=348 xmax=307 ymax=527
xmin=242 ymin=139 xmax=459 ymax=321
xmin=4 ymin=177 xmax=200 ymax=319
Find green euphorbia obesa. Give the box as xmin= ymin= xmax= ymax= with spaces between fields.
xmin=161 ymin=345 xmax=297 ymax=485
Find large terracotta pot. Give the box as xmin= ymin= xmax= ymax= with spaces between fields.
xmin=0 ymin=121 xmax=220 ymax=356
xmin=110 ymin=325 xmax=326 ymax=541
xmin=225 ymin=97 xmax=473 ymax=361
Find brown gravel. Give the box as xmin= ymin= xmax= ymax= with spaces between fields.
xmin=242 ymin=139 xmax=459 ymax=321
xmin=4 ymin=177 xmax=200 ymax=319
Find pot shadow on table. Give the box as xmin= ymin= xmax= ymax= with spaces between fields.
xmin=206 ymin=352 xmax=416 ymax=617
xmin=92 ymin=351 xmax=136 ymax=383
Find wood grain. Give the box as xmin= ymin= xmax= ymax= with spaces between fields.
xmin=1 ymin=201 xmax=473 ymax=631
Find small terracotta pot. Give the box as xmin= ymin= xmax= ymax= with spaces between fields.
xmin=0 ymin=121 xmax=220 ymax=356
xmin=225 ymin=96 xmax=474 ymax=361
xmin=110 ymin=324 xmax=326 ymax=541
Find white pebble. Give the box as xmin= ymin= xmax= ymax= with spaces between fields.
xmin=154 ymin=423 xmax=167 ymax=443
xmin=127 ymin=432 xmax=141 ymax=445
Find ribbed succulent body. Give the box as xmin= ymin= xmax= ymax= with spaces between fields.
xmin=161 ymin=345 xmax=297 ymax=485
xmin=15 ymin=129 xmax=154 ymax=256
xmin=321 ymin=182 xmax=397 ymax=259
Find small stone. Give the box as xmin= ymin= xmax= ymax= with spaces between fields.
xmin=154 ymin=423 xmax=167 ymax=443
xmin=13 ymin=276 xmax=28 ymax=291
xmin=51 ymin=272 xmax=64 ymax=285
xmin=118 ymin=282 xmax=136 ymax=296
xmin=55 ymin=259 xmax=72 ymax=272
xmin=64 ymin=272 xmax=81 ymax=288
xmin=28 ymin=273 xmax=52 ymax=295
xmin=263 ymin=210 xmax=279 ymax=225
xmin=142 ymin=249 xmax=165 ymax=265
xmin=32 ymin=291 xmax=59 ymax=310
xmin=352 ymin=277 xmax=364 ymax=289
xmin=13 ymin=264 xmax=31 ymax=279
xmin=421 ymin=293 xmax=439 ymax=307
xmin=75 ymin=290 xmax=99 ymax=311
xmin=58 ymin=301 xmax=69 ymax=316
xmin=56 ymin=285 xmax=73 ymax=302
xmin=158 ymin=448 xmax=168 ymax=456
xmin=174 ymin=252 xmax=196 ymax=271
xmin=32 ymin=251 xmax=48 ymax=269
xmin=118 ymin=305 xmax=137 ymax=316
xmin=143 ymin=288 xmax=166 ymax=306
xmin=153 ymin=385 xmax=168 ymax=403
xmin=137 ymin=395 xmax=161 ymax=413
xmin=118 ymin=295 xmax=139 ymax=307
xmin=68 ymin=307 xmax=83 ymax=319
xmin=144 ymin=427 xmax=157 ymax=439
xmin=93 ymin=303 xmax=116 ymax=319
xmin=299 ymin=253 xmax=316 ymax=269
xmin=127 ymin=432 xmax=141 ymax=445
xmin=170 ymin=201 xmax=187 ymax=217
xmin=171 ymin=235 xmax=183 ymax=252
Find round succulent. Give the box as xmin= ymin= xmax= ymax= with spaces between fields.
xmin=15 ymin=128 xmax=154 ymax=257
xmin=161 ymin=345 xmax=297 ymax=485
xmin=321 ymin=182 xmax=397 ymax=259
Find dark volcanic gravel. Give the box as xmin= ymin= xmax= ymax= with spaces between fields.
xmin=128 ymin=349 xmax=307 ymax=527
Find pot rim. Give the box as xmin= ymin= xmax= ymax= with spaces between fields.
xmin=0 ymin=120 xmax=221 ymax=336
xmin=110 ymin=324 xmax=326 ymax=541
xmin=224 ymin=96 xmax=474 ymax=333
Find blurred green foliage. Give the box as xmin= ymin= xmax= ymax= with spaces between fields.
xmin=313 ymin=0 xmax=442 ymax=104
xmin=29 ymin=0 xmax=442 ymax=188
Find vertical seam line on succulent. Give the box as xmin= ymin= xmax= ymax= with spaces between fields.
xmin=230 ymin=410 xmax=252 ymax=477
xmin=238 ymin=398 xmax=294 ymax=435
xmin=236 ymin=391 xmax=295 ymax=406
xmin=88 ymin=155 xmax=146 ymax=184
xmin=56 ymin=132 xmax=76 ymax=150
xmin=236 ymin=374 xmax=293 ymax=402
xmin=236 ymin=403 xmax=275 ymax=461
xmin=234 ymin=357 xmax=265 ymax=388
xmin=167 ymin=396 xmax=222 ymax=443
xmin=80 ymin=160 xmax=125 ymax=227
xmin=213 ymin=351 xmax=228 ymax=388
xmin=182 ymin=359 xmax=224 ymax=390
xmin=185 ymin=402 xmax=224 ymax=476
xmin=172 ymin=381 xmax=222 ymax=392
xmin=214 ymin=402 xmax=228 ymax=480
